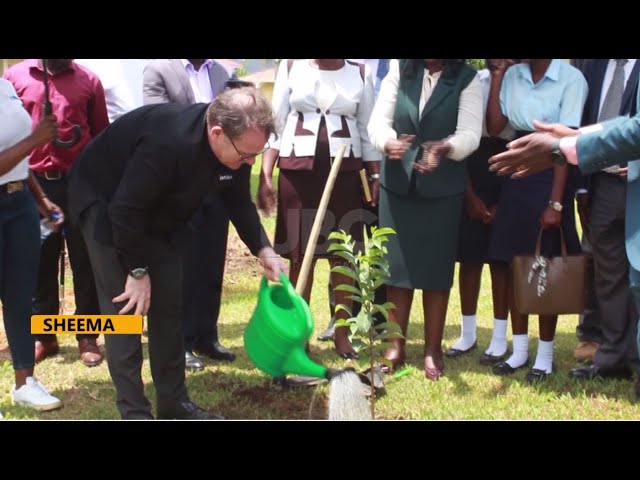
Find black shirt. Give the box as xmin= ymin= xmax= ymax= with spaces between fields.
xmin=67 ymin=102 xmax=269 ymax=270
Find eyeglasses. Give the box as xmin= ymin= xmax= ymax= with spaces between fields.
xmin=226 ymin=133 xmax=270 ymax=160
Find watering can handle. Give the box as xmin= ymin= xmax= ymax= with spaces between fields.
xmin=279 ymin=272 xmax=296 ymax=296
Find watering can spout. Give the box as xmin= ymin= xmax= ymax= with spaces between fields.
xmin=244 ymin=273 xmax=329 ymax=379
xmin=281 ymin=346 xmax=326 ymax=379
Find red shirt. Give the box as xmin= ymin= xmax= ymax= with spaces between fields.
xmin=2 ymin=59 xmax=109 ymax=174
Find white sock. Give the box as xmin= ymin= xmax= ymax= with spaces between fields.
xmin=505 ymin=334 xmax=529 ymax=369
xmin=451 ymin=314 xmax=477 ymax=351
xmin=485 ymin=318 xmax=508 ymax=356
xmin=532 ymin=339 xmax=554 ymax=373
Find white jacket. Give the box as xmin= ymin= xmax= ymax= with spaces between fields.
xmin=270 ymin=59 xmax=381 ymax=162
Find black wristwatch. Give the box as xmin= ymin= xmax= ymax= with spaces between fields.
xmin=550 ymin=140 xmax=567 ymax=166
xmin=129 ymin=267 xmax=149 ymax=280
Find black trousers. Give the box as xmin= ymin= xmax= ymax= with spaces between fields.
xmin=590 ymin=173 xmax=640 ymax=374
xmin=182 ymin=192 xmax=229 ymax=351
xmin=80 ymin=203 xmax=189 ymax=419
xmin=32 ymin=175 xmax=99 ymax=342
xmin=576 ymin=235 xmax=603 ymax=343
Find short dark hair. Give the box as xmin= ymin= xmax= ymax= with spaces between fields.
xmin=206 ymin=86 xmax=277 ymax=141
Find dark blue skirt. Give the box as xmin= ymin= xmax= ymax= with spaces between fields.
xmin=456 ymin=137 xmax=507 ymax=264
xmin=487 ymin=133 xmax=581 ymax=263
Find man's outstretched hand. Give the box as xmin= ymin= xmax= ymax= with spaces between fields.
xmin=488 ymin=121 xmax=579 ymax=179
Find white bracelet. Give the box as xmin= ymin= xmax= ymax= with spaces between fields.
xmin=369 ymin=173 xmax=380 ymax=181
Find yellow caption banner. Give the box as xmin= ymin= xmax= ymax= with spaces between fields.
xmin=31 ymin=315 xmax=144 ymax=334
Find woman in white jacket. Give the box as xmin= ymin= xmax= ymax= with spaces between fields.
xmin=258 ymin=59 xmax=381 ymax=359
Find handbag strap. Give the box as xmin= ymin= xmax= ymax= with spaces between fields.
xmin=535 ymin=227 xmax=567 ymax=259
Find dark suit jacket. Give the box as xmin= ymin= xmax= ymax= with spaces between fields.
xmin=577 ymin=59 xmax=640 ymax=191
xmin=67 ymin=102 xmax=268 ymax=270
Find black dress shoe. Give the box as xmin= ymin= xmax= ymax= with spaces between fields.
xmin=185 ymin=351 xmax=205 ymax=370
xmin=526 ymin=367 xmax=553 ymax=384
xmin=479 ymin=350 xmax=510 ymax=366
xmin=157 ymin=400 xmax=224 ymax=420
xmin=445 ymin=341 xmax=477 ymax=358
xmin=492 ymin=359 xmax=529 ymax=376
xmin=317 ymin=325 xmax=335 ymax=342
xmin=634 ymin=380 xmax=640 ymax=403
xmin=194 ymin=341 xmax=236 ymax=362
xmin=569 ymin=364 xmax=633 ymax=381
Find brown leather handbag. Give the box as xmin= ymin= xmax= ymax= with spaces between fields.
xmin=512 ymin=228 xmax=586 ymax=315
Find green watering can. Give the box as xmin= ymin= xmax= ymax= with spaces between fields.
xmin=245 ymin=145 xmax=353 ymax=382
xmin=244 ymin=273 xmax=328 ymax=379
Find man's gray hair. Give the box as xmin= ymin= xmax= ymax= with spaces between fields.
xmin=206 ymin=86 xmax=277 ymax=141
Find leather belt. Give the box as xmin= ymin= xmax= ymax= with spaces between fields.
xmin=0 ymin=180 xmax=25 ymax=194
xmin=35 ymin=170 xmax=64 ymax=181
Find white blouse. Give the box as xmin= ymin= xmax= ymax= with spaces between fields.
xmin=368 ymin=59 xmax=483 ymax=161
xmin=270 ymin=59 xmax=381 ymax=161
xmin=0 ymin=78 xmax=31 ymax=185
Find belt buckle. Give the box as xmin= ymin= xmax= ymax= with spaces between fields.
xmin=6 ymin=181 xmax=24 ymax=194
xmin=44 ymin=170 xmax=62 ymax=181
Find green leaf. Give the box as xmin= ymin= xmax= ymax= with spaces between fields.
xmin=330 ymin=265 xmax=359 ymax=281
xmin=331 ymin=250 xmax=356 ymax=264
xmin=334 ymin=304 xmax=353 ymax=317
xmin=372 ymin=304 xmax=389 ymax=320
xmin=334 ymin=284 xmax=362 ymax=295
xmin=379 ymin=331 xmax=405 ymax=340
xmin=334 ymin=319 xmax=351 ymax=328
xmin=346 ymin=294 xmax=363 ymax=304
xmin=372 ymin=227 xmax=396 ymax=238
xmin=356 ymin=311 xmax=372 ymax=332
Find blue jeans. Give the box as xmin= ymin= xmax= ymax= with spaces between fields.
xmin=630 ymin=266 xmax=640 ymax=354
xmin=0 ymin=187 xmax=40 ymax=369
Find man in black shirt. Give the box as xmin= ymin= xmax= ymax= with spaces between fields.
xmin=67 ymin=87 xmax=287 ymax=419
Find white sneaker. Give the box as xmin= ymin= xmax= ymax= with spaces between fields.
xmin=12 ymin=377 xmax=62 ymax=411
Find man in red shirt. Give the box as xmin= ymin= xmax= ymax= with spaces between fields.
xmin=3 ymin=59 xmax=109 ymax=367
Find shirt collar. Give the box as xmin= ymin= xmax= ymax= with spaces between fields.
xmin=182 ymin=59 xmax=214 ymax=72
xmin=520 ymin=59 xmax=560 ymax=84
xmin=28 ymin=59 xmax=76 ymax=75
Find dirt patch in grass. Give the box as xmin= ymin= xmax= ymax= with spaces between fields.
xmin=224 ymin=231 xmax=262 ymax=277
xmin=214 ymin=379 xmax=328 ymax=420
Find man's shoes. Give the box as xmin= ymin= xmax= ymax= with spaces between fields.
xmin=574 ymin=341 xmax=600 ymax=363
xmin=185 ymin=351 xmax=205 ymax=370
xmin=12 ymin=377 xmax=62 ymax=411
xmin=569 ymin=364 xmax=633 ymax=381
xmin=34 ymin=338 xmax=60 ymax=363
xmin=78 ymin=338 xmax=103 ymax=367
xmin=194 ymin=341 xmax=236 ymax=362
xmin=445 ymin=341 xmax=477 ymax=358
xmin=157 ymin=400 xmax=224 ymax=420
xmin=634 ymin=380 xmax=640 ymax=403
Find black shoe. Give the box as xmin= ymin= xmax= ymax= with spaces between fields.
xmin=526 ymin=367 xmax=553 ymax=384
xmin=317 ymin=325 xmax=335 ymax=342
xmin=185 ymin=351 xmax=205 ymax=370
xmin=492 ymin=359 xmax=529 ymax=376
xmin=479 ymin=350 xmax=510 ymax=366
xmin=157 ymin=401 xmax=224 ymax=420
xmin=445 ymin=341 xmax=477 ymax=358
xmin=634 ymin=380 xmax=640 ymax=403
xmin=194 ymin=341 xmax=236 ymax=362
xmin=569 ymin=364 xmax=633 ymax=381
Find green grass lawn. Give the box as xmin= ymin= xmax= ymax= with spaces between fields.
xmin=1 ymin=158 xmax=638 ymax=420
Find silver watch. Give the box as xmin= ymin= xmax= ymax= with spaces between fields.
xmin=129 ymin=267 xmax=149 ymax=279
xmin=548 ymin=200 xmax=563 ymax=212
